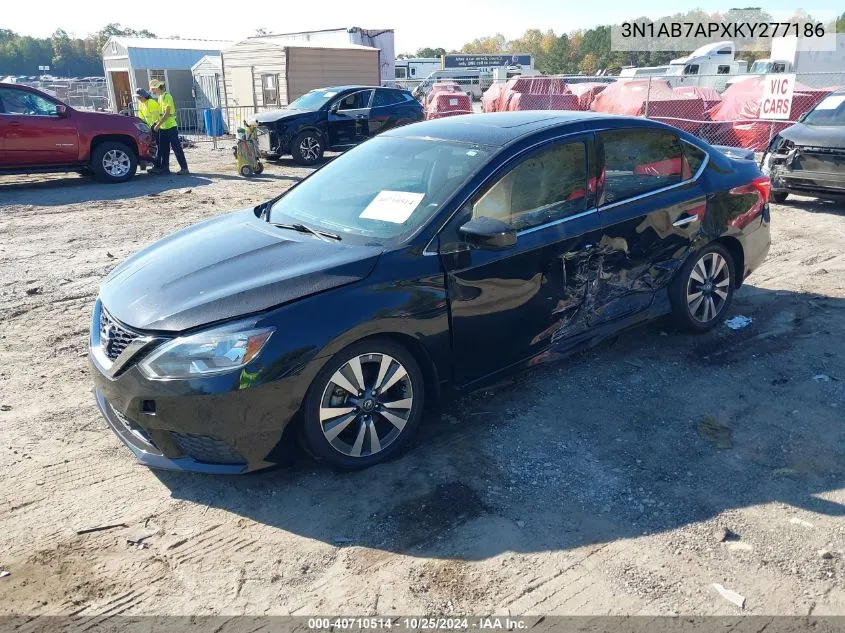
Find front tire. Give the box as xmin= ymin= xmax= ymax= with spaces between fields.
xmin=291 ymin=131 xmax=324 ymax=166
xmin=771 ymin=191 xmax=788 ymax=203
xmin=301 ymin=339 xmax=425 ymax=470
xmin=670 ymin=243 xmax=735 ymax=333
xmin=92 ymin=142 xmax=137 ymax=183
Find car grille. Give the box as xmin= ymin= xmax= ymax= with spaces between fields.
xmin=170 ymin=432 xmax=246 ymax=465
xmin=100 ymin=308 xmax=140 ymax=361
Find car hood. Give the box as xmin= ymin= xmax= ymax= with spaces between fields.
xmin=73 ymin=108 xmax=142 ymax=126
xmin=99 ymin=209 xmax=382 ymax=332
xmin=254 ymin=109 xmax=316 ymax=124
xmin=779 ymin=123 xmax=845 ymax=149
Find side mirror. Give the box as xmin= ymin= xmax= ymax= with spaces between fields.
xmin=55 ymin=104 xmax=69 ymax=118
xmin=459 ymin=216 xmax=517 ymax=250
xmin=329 ymin=101 xmax=340 ymax=113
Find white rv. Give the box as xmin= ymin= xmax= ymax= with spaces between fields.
xmin=664 ymin=41 xmax=747 ymax=91
xmin=394 ymin=57 xmax=441 ymax=84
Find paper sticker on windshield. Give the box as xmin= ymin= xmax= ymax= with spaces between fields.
xmin=360 ymin=191 xmax=425 ymax=223
xmin=816 ymin=95 xmax=845 ymax=110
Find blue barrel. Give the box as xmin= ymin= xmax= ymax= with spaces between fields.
xmin=203 ymin=108 xmax=225 ymax=136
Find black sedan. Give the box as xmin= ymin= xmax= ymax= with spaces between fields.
xmin=89 ymin=112 xmax=771 ymax=474
xmin=761 ymin=88 xmax=845 ymax=202
xmin=254 ymin=85 xmax=424 ymax=166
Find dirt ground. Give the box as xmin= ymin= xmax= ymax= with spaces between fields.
xmin=1 ymin=146 xmax=844 ymax=617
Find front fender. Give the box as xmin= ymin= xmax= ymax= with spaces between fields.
xmin=248 ymin=253 xmax=450 ymax=411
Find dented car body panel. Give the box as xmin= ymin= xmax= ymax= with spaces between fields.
xmin=254 ymin=85 xmax=424 ymax=158
xmin=762 ymin=90 xmax=845 ymax=200
xmin=90 ymin=112 xmax=771 ymax=473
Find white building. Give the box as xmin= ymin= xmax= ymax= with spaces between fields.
xmin=252 ymin=27 xmax=395 ymax=84
xmin=102 ymin=37 xmax=232 ymax=112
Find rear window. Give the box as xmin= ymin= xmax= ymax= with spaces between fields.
xmin=599 ymin=129 xmax=685 ymax=204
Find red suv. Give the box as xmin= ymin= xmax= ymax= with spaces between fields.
xmin=0 ymin=82 xmax=155 ymax=183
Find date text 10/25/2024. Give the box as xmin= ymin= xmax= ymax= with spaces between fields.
xmin=307 ymin=617 xmax=529 ymax=630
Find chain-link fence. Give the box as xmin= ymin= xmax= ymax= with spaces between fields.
xmin=7 ymin=78 xmax=110 ymax=110
xmin=387 ymin=71 xmax=845 ymax=151
xmin=69 ymin=70 xmax=843 ymax=152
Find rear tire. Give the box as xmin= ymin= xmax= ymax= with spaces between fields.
xmin=670 ymin=243 xmax=735 ymax=333
xmin=301 ymin=338 xmax=425 ymax=470
xmin=254 ymin=162 xmax=264 ymax=175
xmin=239 ymin=165 xmax=253 ymax=177
xmin=91 ymin=142 xmax=137 ymax=183
xmin=291 ymin=131 xmax=324 ymax=166
xmin=771 ymin=191 xmax=788 ymax=203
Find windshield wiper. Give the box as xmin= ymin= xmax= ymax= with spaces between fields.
xmin=269 ymin=222 xmax=341 ymax=241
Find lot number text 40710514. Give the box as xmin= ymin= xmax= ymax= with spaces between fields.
xmin=307 ymin=617 xmax=530 ymax=630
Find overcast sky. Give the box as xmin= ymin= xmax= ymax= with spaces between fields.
xmin=4 ymin=0 xmax=820 ymax=53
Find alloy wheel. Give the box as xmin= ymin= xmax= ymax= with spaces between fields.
xmin=686 ymin=251 xmax=731 ymax=323
xmin=102 ymin=149 xmax=131 ymax=178
xmin=318 ymin=352 xmax=413 ymax=458
xmin=299 ymin=137 xmax=320 ymax=161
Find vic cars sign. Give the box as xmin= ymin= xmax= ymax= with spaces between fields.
xmin=443 ymin=54 xmax=533 ymax=70
xmin=760 ymin=74 xmax=796 ymax=120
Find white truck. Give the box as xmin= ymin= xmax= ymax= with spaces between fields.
xmin=664 ymin=41 xmax=748 ymax=91
xmin=726 ymin=33 xmax=845 ymax=89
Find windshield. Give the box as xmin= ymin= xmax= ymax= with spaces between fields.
xmin=269 ymin=136 xmax=492 ymax=243
xmin=749 ymin=61 xmax=773 ymax=73
xmin=287 ymin=89 xmax=340 ymax=110
xmin=804 ymin=94 xmax=845 ymax=126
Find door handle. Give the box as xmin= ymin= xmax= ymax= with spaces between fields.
xmin=672 ymin=214 xmax=699 ymax=227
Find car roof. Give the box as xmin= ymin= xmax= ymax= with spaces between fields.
xmin=314 ymin=85 xmax=399 ymax=93
xmin=0 ymin=82 xmax=45 ymax=93
xmin=383 ymin=111 xmax=662 ymax=147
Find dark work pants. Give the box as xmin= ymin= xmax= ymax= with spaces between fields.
xmin=152 ymin=129 xmax=162 ymax=168
xmin=158 ymin=126 xmax=188 ymax=172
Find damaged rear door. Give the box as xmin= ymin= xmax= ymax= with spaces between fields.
xmin=440 ymin=134 xmax=604 ymax=386
xmin=591 ymin=128 xmax=708 ymax=326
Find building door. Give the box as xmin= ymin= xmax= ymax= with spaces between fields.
xmin=110 ymin=71 xmax=132 ymax=112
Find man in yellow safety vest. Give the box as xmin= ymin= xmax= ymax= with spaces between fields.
xmin=135 ymin=88 xmax=161 ymax=171
xmin=149 ymin=80 xmax=189 ymax=175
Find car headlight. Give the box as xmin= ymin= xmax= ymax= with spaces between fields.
xmin=135 ymin=121 xmax=151 ymax=134
xmin=138 ymin=322 xmax=275 ymax=380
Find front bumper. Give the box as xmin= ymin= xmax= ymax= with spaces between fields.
xmin=94 ymin=387 xmax=247 ymax=474
xmin=763 ymin=145 xmax=845 ymax=198
xmin=88 ymin=303 xmax=313 ymax=474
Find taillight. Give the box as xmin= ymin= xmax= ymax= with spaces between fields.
xmin=730 ymin=176 xmax=770 ymax=229
xmin=752 ymin=176 xmax=771 ymax=201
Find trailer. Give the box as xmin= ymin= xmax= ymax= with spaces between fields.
xmin=727 ymin=33 xmax=845 ymax=89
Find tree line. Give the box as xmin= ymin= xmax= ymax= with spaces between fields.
xmin=403 ymin=10 xmax=845 ymax=75
xmin=3 ymin=10 xmax=844 ymax=79
xmin=0 ymin=24 xmax=156 ymax=78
